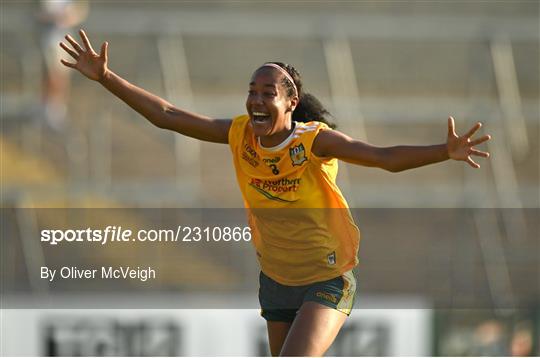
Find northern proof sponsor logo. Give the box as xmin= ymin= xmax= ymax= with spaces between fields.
xmin=250 ymin=178 xmax=301 ymax=193
xmin=249 ymin=177 xmax=301 ymax=203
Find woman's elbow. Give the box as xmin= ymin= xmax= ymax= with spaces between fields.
xmin=381 ymin=164 xmax=401 ymax=173
xmin=374 ymin=151 xmax=400 ymax=172
xmin=154 ymin=119 xmax=169 ymax=130
xmin=381 ymin=160 xmax=408 ymax=172
xmin=389 ymin=166 xmax=405 ymax=173
xmin=154 ymin=107 xmax=175 ymax=130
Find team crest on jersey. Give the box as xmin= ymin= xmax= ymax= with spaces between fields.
xmin=289 ymin=144 xmax=307 ymax=166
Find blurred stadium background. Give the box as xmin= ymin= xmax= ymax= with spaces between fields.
xmin=1 ymin=0 xmax=539 ymax=356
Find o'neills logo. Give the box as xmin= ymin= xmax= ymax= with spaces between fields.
xmin=262 ymin=157 xmax=280 ymax=164
xmin=315 ymin=291 xmax=338 ymax=304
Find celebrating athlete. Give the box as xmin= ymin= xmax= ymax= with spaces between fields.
xmin=60 ymin=30 xmax=491 ymax=356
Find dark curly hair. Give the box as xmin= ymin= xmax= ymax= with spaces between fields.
xmin=266 ymin=62 xmax=336 ymax=129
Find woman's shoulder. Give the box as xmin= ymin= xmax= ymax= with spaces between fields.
xmin=228 ymin=114 xmax=251 ymax=148
xmin=294 ymin=121 xmax=331 ymax=137
xmin=232 ymin=114 xmax=250 ymax=123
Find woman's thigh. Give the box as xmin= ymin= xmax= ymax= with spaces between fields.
xmin=266 ymin=321 xmax=292 ymax=356
xmin=279 ymin=301 xmax=347 ymax=356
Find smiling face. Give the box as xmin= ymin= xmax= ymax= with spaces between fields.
xmin=246 ymin=67 xmax=298 ymax=144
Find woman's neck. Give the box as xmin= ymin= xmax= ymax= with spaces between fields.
xmin=259 ymin=122 xmax=296 ymax=149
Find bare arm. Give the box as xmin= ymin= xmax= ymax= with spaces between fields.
xmin=313 ymin=117 xmax=491 ymax=172
xmin=98 ymin=70 xmax=231 ymax=143
xmin=60 ymin=29 xmax=230 ymax=143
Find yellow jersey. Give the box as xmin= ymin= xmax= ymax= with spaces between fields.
xmin=228 ymin=114 xmax=360 ymax=285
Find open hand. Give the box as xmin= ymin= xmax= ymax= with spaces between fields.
xmin=447 ymin=116 xmax=491 ymax=168
xmin=59 ymin=29 xmax=108 ymax=82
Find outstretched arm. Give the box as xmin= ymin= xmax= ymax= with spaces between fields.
xmin=312 ymin=117 xmax=491 ymax=172
xmin=59 ymin=29 xmax=230 ymax=143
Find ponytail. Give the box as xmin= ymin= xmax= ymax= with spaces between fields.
xmin=268 ymin=62 xmax=336 ymax=129
xmin=293 ymin=93 xmax=335 ymax=129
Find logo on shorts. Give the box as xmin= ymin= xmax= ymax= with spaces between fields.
xmin=289 ymin=144 xmax=307 ymax=166
xmin=315 ymin=291 xmax=338 ymax=304
xmin=327 ymin=251 xmax=336 ymax=265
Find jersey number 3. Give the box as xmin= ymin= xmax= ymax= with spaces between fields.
xmin=270 ymin=164 xmax=280 ymax=175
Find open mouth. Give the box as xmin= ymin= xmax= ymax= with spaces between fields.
xmin=252 ymin=111 xmax=271 ymax=124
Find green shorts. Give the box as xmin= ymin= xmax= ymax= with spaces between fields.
xmin=258 ymin=270 xmax=357 ymax=323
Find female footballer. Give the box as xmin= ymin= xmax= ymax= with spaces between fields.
xmin=60 ymin=30 xmax=491 ymax=356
